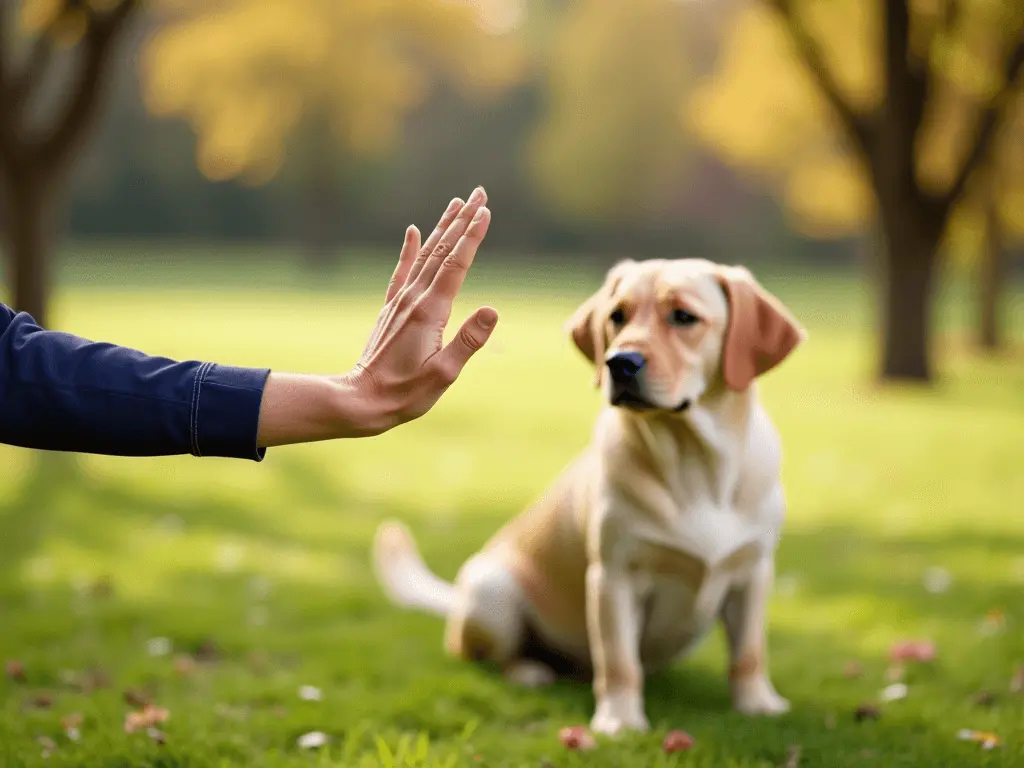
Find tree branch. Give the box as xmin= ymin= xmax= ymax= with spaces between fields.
xmin=931 ymin=37 xmax=1024 ymax=221
xmin=34 ymin=0 xmax=140 ymax=174
xmin=766 ymin=0 xmax=876 ymax=162
xmin=7 ymin=37 xmax=54 ymax=116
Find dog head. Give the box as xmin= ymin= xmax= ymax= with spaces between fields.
xmin=566 ymin=258 xmax=805 ymax=413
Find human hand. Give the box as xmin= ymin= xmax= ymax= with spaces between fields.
xmin=340 ymin=186 xmax=497 ymax=436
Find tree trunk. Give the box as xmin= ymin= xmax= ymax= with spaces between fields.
xmin=3 ymin=180 xmax=56 ymax=328
xmin=978 ymin=182 xmax=1004 ymax=352
xmin=878 ymin=213 xmax=941 ymax=382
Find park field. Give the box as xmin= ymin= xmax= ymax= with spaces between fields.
xmin=1 ymin=251 xmax=1023 ymax=767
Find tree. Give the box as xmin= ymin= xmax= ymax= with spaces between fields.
xmin=140 ymin=0 xmax=528 ymax=213
xmin=0 ymin=0 xmax=140 ymax=327
xmin=527 ymin=0 xmax=695 ymax=231
xmin=688 ymin=0 xmax=1024 ymax=381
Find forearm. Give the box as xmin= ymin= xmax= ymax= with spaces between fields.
xmin=0 ymin=307 xmax=269 ymax=459
xmin=255 ymin=372 xmax=379 ymax=447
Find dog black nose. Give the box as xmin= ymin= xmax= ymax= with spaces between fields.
xmin=605 ymin=352 xmax=646 ymax=383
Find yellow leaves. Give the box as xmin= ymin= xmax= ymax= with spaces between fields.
xmin=142 ymin=0 xmax=528 ymax=184
xmin=689 ymin=0 xmax=1024 ymax=244
xmin=687 ymin=2 xmax=837 ymax=174
xmin=19 ymin=0 xmax=62 ymax=33
xmin=18 ymin=0 xmax=133 ymax=45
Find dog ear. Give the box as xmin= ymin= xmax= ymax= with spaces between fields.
xmin=565 ymin=260 xmax=635 ymax=387
xmin=714 ymin=266 xmax=806 ymax=392
xmin=566 ymin=294 xmax=601 ymax=367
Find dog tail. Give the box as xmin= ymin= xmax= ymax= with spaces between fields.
xmin=371 ymin=519 xmax=456 ymax=617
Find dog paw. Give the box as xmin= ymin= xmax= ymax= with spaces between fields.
xmin=504 ymin=660 xmax=556 ymax=688
xmin=590 ymin=695 xmax=650 ymax=736
xmin=733 ymin=680 xmax=790 ymax=716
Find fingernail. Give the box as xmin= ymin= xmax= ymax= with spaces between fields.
xmin=449 ymin=198 xmax=463 ymax=211
xmin=472 ymin=206 xmax=489 ymax=223
xmin=477 ymin=308 xmax=498 ymax=330
xmin=469 ymin=187 xmax=485 ymax=204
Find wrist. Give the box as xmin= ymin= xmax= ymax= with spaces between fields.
xmin=327 ymin=370 xmax=393 ymax=439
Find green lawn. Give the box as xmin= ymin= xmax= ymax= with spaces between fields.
xmin=1 ymin=256 xmax=1023 ymax=766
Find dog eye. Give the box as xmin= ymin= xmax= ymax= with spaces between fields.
xmin=669 ymin=309 xmax=699 ymax=327
xmin=609 ymin=308 xmax=626 ymax=326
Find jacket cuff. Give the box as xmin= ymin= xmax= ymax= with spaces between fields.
xmin=190 ymin=363 xmax=272 ymax=461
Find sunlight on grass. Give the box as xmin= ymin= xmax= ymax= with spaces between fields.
xmin=1 ymin=267 xmax=1023 ymax=766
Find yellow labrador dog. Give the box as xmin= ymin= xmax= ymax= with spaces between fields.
xmin=372 ymin=257 xmax=805 ymax=735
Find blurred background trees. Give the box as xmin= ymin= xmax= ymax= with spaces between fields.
xmin=0 ymin=0 xmax=1021 ymax=380
xmin=0 ymin=0 xmax=139 ymax=327
xmin=689 ymin=0 xmax=1023 ymax=380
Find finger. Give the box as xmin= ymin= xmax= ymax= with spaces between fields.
xmin=436 ymin=306 xmax=499 ymax=380
xmin=425 ymin=205 xmax=490 ymax=303
xmin=405 ymin=197 xmax=465 ymax=286
xmin=412 ymin=186 xmax=487 ymax=290
xmin=385 ymin=225 xmax=421 ymax=303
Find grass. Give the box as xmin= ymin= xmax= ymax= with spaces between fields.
xmin=1 ymin=251 xmax=1024 ymax=766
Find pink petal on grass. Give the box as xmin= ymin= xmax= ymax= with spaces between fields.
xmin=558 ymin=725 xmax=596 ymax=751
xmin=663 ymin=730 xmax=695 ymax=753
xmin=888 ymin=640 xmax=935 ymax=663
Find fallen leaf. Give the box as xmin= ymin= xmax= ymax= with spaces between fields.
xmin=124 ymin=704 xmax=170 ymax=734
xmin=123 ymin=688 xmax=151 ymax=708
xmin=61 ymin=713 xmax=83 ymax=730
xmin=31 ymin=693 xmax=53 ymax=709
xmin=842 ymin=661 xmax=864 ymax=679
xmin=298 ymin=685 xmax=322 ymax=701
xmin=880 ymin=683 xmax=908 ymax=702
xmin=972 ymin=691 xmax=997 ymax=708
xmin=781 ymin=744 xmax=801 ymax=768
xmin=558 ymin=725 xmax=596 ymax=751
xmin=147 ymin=727 xmax=167 ymax=746
xmin=663 ymin=730 xmax=695 ymax=754
xmin=194 ymin=639 xmax=220 ymax=663
xmin=4 ymin=659 xmax=27 ymax=683
xmin=297 ymin=731 xmax=329 ymax=750
xmin=957 ymin=729 xmax=1001 ymax=749
xmin=888 ymin=640 xmax=936 ymax=663
xmin=854 ymin=703 xmax=881 ymax=722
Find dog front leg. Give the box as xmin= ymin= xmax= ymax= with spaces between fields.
xmin=720 ymin=555 xmax=790 ymax=715
xmin=586 ymin=563 xmax=649 ymax=735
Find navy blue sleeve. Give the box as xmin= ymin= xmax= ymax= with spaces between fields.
xmin=0 ymin=303 xmax=271 ymax=460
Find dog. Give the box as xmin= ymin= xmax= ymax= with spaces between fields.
xmin=372 ymin=257 xmax=805 ymax=735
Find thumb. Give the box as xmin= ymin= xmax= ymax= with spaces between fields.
xmin=439 ymin=306 xmax=499 ymax=374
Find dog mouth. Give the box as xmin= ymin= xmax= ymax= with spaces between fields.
xmin=611 ymin=389 xmax=691 ymax=413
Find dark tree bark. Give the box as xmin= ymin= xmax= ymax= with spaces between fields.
xmin=978 ymin=179 xmax=1005 ymax=352
xmin=0 ymin=0 xmax=139 ymax=326
xmin=5 ymin=178 xmax=57 ymax=328
xmin=765 ymin=0 xmax=1024 ymax=382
